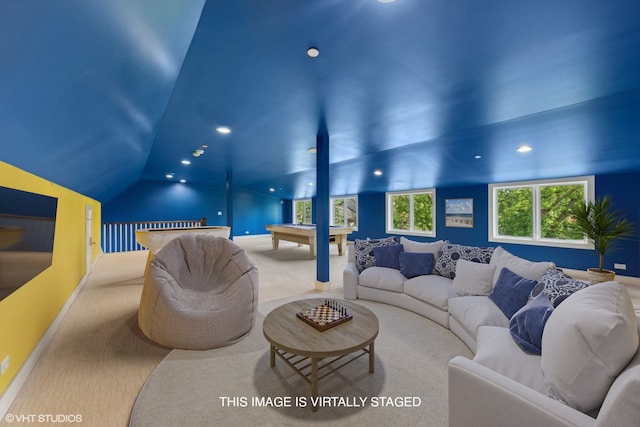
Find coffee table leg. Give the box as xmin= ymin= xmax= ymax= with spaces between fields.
xmin=270 ymin=345 xmax=275 ymax=367
xmin=369 ymin=341 xmax=375 ymax=373
xmin=311 ymin=357 xmax=319 ymax=412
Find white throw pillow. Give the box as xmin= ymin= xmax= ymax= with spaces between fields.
xmin=452 ymin=259 xmax=496 ymax=296
xmin=541 ymin=281 xmax=639 ymax=412
xmin=400 ymin=237 xmax=443 ymax=256
xmin=489 ymin=246 xmax=555 ymax=285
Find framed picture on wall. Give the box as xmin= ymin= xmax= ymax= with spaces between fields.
xmin=445 ymin=198 xmax=474 ymax=228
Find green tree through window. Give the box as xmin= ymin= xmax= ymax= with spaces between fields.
xmin=540 ymin=184 xmax=584 ymax=240
xmin=331 ymin=196 xmax=358 ymax=228
xmin=294 ymin=199 xmax=311 ymax=224
xmin=491 ymin=177 xmax=592 ymax=247
xmin=497 ymin=187 xmax=533 ymax=237
xmin=413 ymin=193 xmax=433 ymax=231
xmin=387 ymin=190 xmax=435 ymax=236
xmin=392 ymin=194 xmax=410 ymax=230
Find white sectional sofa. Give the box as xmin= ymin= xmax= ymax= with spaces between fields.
xmin=343 ymin=237 xmax=640 ymax=426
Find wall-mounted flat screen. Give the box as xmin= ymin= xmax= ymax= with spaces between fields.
xmin=0 ymin=186 xmax=57 ymax=300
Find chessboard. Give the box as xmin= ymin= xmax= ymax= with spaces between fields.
xmin=296 ymin=300 xmax=353 ymax=332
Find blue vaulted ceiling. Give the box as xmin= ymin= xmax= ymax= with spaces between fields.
xmin=2 ymin=0 xmax=640 ymax=201
xmin=0 ymin=0 xmax=206 ymax=200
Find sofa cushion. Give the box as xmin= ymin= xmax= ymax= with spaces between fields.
xmin=448 ymin=296 xmax=509 ymax=342
xmin=488 ymin=268 xmax=538 ymax=319
xmin=541 ymin=281 xmax=639 ymax=413
xmin=529 ymin=268 xmax=590 ymax=307
xmin=359 ymin=266 xmax=405 ymax=293
xmin=400 ymin=237 xmax=443 ymax=257
xmin=509 ymin=294 xmax=554 ymax=355
xmin=596 ymin=332 xmax=640 ymax=427
xmin=399 ymin=251 xmax=434 ymax=278
xmin=373 ymin=244 xmax=404 ymax=270
xmin=404 ymin=274 xmax=457 ymax=310
xmin=452 ymin=259 xmax=496 ymax=296
xmin=434 ymin=242 xmax=494 ymax=279
xmin=489 ymin=246 xmax=555 ymax=285
xmin=474 ymin=326 xmax=547 ymax=395
xmin=354 ymin=237 xmax=398 ymax=272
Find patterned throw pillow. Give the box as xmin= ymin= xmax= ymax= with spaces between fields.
xmin=529 ymin=268 xmax=590 ymax=307
xmin=434 ymin=242 xmax=494 ymax=279
xmin=354 ymin=237 xmax=399 ymax=273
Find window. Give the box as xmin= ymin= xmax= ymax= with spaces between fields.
xmin=386 ymin=189 xmax=436 ymax=236
xmin=293 ymin=199 xmax=312 ymax=224
xmin=489 ymin=176 xmax=594 ymax=248
xmin=330 ymin=196 xmax=358 ymax=229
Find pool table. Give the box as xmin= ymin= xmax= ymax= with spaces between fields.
xmin=135 ymin=226 xmax=231 ymax=274
xmin=265 ymin=224 xmax=353 ymax=259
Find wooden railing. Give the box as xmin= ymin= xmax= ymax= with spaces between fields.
xmin=101 ymin=219 xmax=205 ymax=253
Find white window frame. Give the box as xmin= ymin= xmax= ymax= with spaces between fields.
xmin=385 ymin=189 xmax=436 ymax=237
xmin=488 ymin=175 xmax=594 ymax=249
xmin=330 ymin=195 xmax=358 ymax=230
xmin=293 ymin=198 xmax=312 ymax=224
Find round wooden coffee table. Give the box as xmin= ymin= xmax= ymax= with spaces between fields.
xmin=263 ymin=298 xmax=379 ymax=411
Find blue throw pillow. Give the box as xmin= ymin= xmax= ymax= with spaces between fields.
xmin=399 ymin=251 xmax=435 ymax=278
xmin=489 ymin=267 xmax=538 ymax=319
xmin=509 ymin=294 xmax=554 ymax=355
xmin=354 ymin=237 xmax=399 ymax=272
xmin=373 ymin=244 xmax=404 ymax=270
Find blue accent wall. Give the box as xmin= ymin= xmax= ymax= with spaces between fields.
xmin=282 ymin=200 xmax=293 ymax=223
xmin=351 ymin=172 xmax=640 ymax=277
xmin=233 ymin=188 xmax=282 ymax=236
xmin=350 ymin=193 xmax=387 ymax=240
xmin=102 ymin=180 xmax=282 ymax=236
xmin=102 ymin=171 xmax=638 ymax=277
xmin=102 ymin=180 xmax=227 ymax=224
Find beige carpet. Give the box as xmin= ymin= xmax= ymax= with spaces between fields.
xmin=130 ymin=295 xmax=473 ymax=427
xmin=1 ymin=235 xmax=346 ymax=427
xmin=1 ymin=250 xmax=170 ymax=427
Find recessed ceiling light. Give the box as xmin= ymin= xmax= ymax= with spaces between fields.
xmin=475 ymin=155 xmax=482 ymax=159
xmin=269 ymin=187 xmax=275 ymax=192
xmin=181 ymin=160 xmax=191 ymax=165
xmin=216 ymin=126 xmax=231 ymax=134
xmin=307 ymin=147 xmax=317 ymax=153
xmin=192 ymin=149 xmax=205 ymax=157
xmin=166 ymin=173 xmax=174 ymax=179
xmin=517 ymin=144 xmax=533 ymax=153
xmin=306 ymin=47 xmax=320 ymax=58
xmin=374 ymin=169 xmax=383 ymax=176
xmin=179 ymin=179 xmax=186 ymax=183
xmin=201 ymin=144 xmax=209 ymax=149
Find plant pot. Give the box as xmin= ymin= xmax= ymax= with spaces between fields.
xmin=587 ymin=268 xmax=615 ymax=284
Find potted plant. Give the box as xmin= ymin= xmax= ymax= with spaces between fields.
xmin=571 ymin=195 xmax=635 ymax=283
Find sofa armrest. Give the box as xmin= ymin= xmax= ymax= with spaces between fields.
xmin=343 ymin=262 xmax=359 ymax=300
xmin=448 ymin=356 xmax=595 ymax=427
